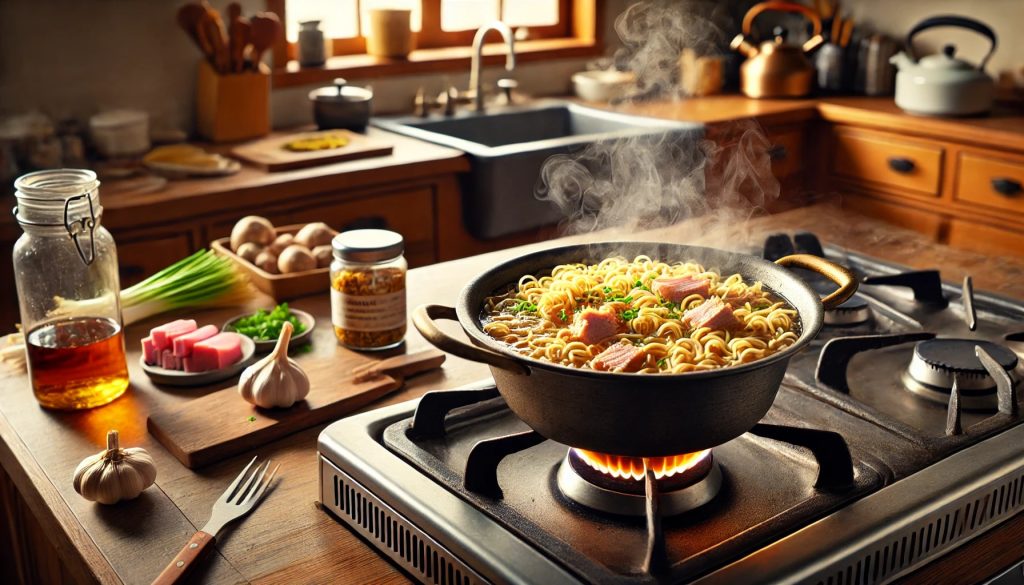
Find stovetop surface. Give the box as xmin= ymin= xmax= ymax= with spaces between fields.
xmin=382 ymin=386 xmax=885 ymax=584
xmin=319 ymin=236 xmax=1024 ymax=584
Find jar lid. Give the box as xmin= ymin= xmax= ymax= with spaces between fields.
xmin=332 ymin=229 xmax=404 ymax=262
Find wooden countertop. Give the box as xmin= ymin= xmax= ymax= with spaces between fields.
xmin=0 ymin=128 xmax=468 ymax=240
xmin=604 ymin=94 xmax=1024 ymax=151
xmin=2 ymin=203 xmax=1023 ymax=584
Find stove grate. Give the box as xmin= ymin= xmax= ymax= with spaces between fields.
xmin=322 ymin=458 xmax=489 ymax=585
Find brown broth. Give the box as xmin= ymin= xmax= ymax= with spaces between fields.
xmin=26 ymin=317 xmax=129 ymax=410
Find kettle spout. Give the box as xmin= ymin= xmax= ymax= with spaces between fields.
xmin=889 ymin=51 xmax=914 ymax=70
xmin=730 ymin=34 xmax=759 ymax=59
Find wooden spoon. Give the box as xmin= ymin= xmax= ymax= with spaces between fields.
xmin=176 ymin=3 xmax=207 ymax=52
xmin=249 ymin=12 xmax=282 ymax=71
xmin=226 ymin=2 xmax=243 ymax=73
xmin=201 ymin=3 xmax=229 ymax=73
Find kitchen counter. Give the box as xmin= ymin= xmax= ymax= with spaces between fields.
xmin=2 ymin=203 xmax=1023 ymax=585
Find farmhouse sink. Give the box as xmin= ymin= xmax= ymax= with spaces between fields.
xmin=373 ymin=101 xmax=702 ymax=239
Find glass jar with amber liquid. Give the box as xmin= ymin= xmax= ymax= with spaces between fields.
xmin=12 ymin=169 xmax=129 ymax=409
xmin=330 ymin=229 xmax=407 ymax=351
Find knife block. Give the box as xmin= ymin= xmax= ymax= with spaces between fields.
xmin=196 ymin=60 xmax=270 ymax=142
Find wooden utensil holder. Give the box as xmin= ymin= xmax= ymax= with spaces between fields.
xmin=196 ymin=60 xmax=270 ymax=142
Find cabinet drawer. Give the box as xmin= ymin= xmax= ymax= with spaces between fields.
xmin=955 ymin=152 xmax=1024 ymax=215
xmin=947 ymin=219 xmax=1024 ymax=257
xmin=117 ymin=233 xmax=195 ymax=286
xmin=283 ymin=188 xmax=436 ymax=267
xmin=768 ymin=128 xmax=805 ymax=179
xmin=832 ymin=129 xmax=944 ymax=196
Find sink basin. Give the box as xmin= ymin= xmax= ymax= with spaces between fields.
xmin=373 ymin=101 xmax=702 ymax=239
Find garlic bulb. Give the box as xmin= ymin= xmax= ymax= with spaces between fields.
xmin=73 ymin=430 xmax=157 ymax=505
xmin=238 ymin=321 xmax=310 ymax=408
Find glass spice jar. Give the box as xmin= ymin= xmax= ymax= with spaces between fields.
xmin=330 ymin=229 xmax=407 ymax=351
xmin=12 ymin=169 xmax=129 ymax=409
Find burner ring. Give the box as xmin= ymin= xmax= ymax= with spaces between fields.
xmin=824 ymin=294 xmax=871 ymax=326
xmin=556 ymin=452 xmax=722 ymax=517
xmin=904 ymin=339 xmax=1019 ymax=410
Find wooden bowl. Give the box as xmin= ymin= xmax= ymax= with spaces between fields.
xmin=211 ymin=223 xmax=334 ymax=300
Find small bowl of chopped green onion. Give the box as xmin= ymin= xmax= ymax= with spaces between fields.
xmin=223 ymin=303 xmax=315 ymax=352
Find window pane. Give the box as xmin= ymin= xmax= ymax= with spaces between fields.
xmin=285 ymin=0 xmax=358 ymax=42
xmin=441 ymin=0 xmax=499 ymax=31
xmin=361 ymin=0 xmax=423 ymax=34
xmin=502 ymin=0 xmax=559 ymax=27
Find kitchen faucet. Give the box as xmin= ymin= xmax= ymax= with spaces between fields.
xmin=468 ymin=21 xmax=516 ymax=111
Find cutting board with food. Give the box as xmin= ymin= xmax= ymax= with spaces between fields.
xmin=231 ymin=129 xmax=393 ymax=171
xmin=148 ymin=347 xmax=445 ymax=468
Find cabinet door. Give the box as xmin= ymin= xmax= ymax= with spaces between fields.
xmin=947 ymin=220 xmax=1024 ymax=257
xmin=116 ymin=232 xmax=197 ymax=286
xmin=278 ymin=187 xmax=436 ymax=268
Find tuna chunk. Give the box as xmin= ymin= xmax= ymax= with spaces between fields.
xmin=684 ymin=298 xmax=740 ymax=331
xmin=150 ymin=319 xmax=197 ymax=351
xmin=190 ymin=332 xmax=243 ymax=372
xmin=652 ymin=275 xmax=710 ymax=303
xmin=571 ymin=308 xmax=621 ymax=344
xmin=592 ymin=342 xmax=646 ymax=372
xmin=173 ymin=324 xmax=219 ymax=357
xmin=142 ymin=336 xmax=158 ymax=365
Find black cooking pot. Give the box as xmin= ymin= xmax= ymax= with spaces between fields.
xmin=413 ymin=242 xmax=857 ymax=457
xmin=309 ymin=78 xmax=372 ymax=131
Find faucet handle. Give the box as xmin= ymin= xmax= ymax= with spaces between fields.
xmin=497 ymin=78 xmax=518 ymax=105
xmin=442 ymin=85 xmax=459 ymax=116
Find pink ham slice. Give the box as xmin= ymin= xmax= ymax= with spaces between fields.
xmin=570 ymin=308 xmax=621 ymax=344
xmin=592 ymin=342 xmax=646 ymax=372
xmin=652 ymin=275 xmax=710 ymax=303
xmin=142 ymin=336 xmax=158 ymax=365
xmin=684 ymin=298 xmax=740 ymax=331
xmin=160 ymin=349 xmax=183 ymax=371
xmin=189 ymin=332 xmax=243 ymax=372
xmin=172 ymin=324 xmax=219 ymax=357
xmin=150 ymin=319 xmax=197 ymax=351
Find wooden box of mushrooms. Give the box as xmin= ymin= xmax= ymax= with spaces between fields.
xmin=211 ymin=216 xmax=337 ymax=300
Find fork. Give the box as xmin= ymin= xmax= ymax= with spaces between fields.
xmin=152 ymin=456 xmax=279 ymax=585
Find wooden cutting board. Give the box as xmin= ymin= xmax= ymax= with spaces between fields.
xmin=231 ymin=129 xmax=394 ymax=172
xmin=147 ymin=349 xmax=445 ymax=468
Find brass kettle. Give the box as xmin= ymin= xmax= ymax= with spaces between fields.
xmin=731 ymin=1 xmax=825 ymax=98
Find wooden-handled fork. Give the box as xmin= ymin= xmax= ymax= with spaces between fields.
xmin=152 ymin=456 xmax=278 ymax=584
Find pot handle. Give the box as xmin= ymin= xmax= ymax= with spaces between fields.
xmin=775 ymin=254 xmax=858 ymax=310
xmin=907 ymin=16 xmax=997 ymax=70
xmin=413 ymin=305 xmax=530 ymax=376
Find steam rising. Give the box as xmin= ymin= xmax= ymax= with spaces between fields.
xmin=536 ymin=1 xmax=781 ymax=247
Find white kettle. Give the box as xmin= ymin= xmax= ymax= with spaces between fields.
xmin=890 ymin=15 xmax=997 ymax=117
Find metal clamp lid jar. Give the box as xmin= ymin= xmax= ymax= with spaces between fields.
xmin=329 ymin=229 xmax=407 ymax=351
xmin=12 ymin=168 xmax=129 ymax=410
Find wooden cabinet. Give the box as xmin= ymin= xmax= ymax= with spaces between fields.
xmin=114 ymin=231 xmax=197 ymax=287
xmin=822 ymin=122 xmax=1024 ymax=257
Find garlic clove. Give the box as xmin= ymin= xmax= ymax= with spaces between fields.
xmin=238 ymin=321 xmax=311 ymax=409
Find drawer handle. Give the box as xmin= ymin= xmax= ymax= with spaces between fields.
xmin=768 ymin=144 xmax=787 ymax=161
xmin=992 ymin=177 xmax=1022 ymax=197
xmin=887 ymin=157 xmax=915 ymax=174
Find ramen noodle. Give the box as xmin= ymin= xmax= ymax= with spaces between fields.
xmin=480 ymin=255 xmax=799 ymax=373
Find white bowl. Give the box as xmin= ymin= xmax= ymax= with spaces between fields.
xmin=572 ymin=70 xmax=636 ymax=103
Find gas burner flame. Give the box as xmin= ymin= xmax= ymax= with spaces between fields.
xmin=574 ymin=449 xmax=711 ymax=481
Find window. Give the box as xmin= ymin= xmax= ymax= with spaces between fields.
xmin=273 ymin=0 xmax=574 ymax=61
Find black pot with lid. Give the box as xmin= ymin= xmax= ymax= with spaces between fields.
xmin=309 ymin=78 xmax=373 ymax=131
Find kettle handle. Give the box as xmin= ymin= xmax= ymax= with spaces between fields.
xmin=742 ymin=1 xmax=822 ymax=37
xmin=907 ymin=15 xmax=997 ymax=70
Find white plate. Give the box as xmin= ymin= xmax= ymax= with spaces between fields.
xmin=140 ymin=335 xmax=256 ymax=387
xmin=222 ymin=308 xmax=316 ymax=353
xmin=144 ymin=157 xmax=241 ymax=177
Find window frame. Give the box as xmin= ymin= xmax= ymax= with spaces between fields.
xmin=270 ymin=0 xmax=593 ymax=67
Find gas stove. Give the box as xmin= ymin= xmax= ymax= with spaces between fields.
xmin=318 ymin=233 xmax=1024 ymax=585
